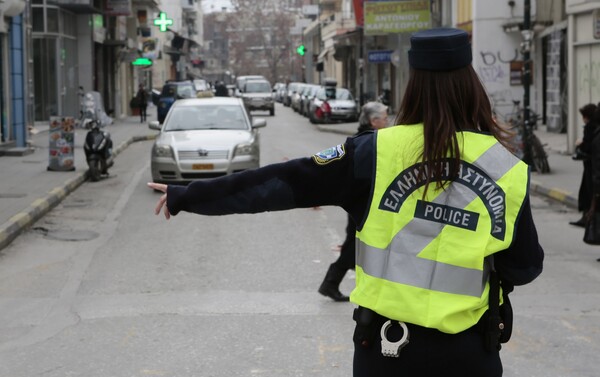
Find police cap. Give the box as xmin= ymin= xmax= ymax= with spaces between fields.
xmin=408 ymin=27 xmax=472 ymax=71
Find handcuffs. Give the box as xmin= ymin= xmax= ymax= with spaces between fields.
xmin=380 ymin=320 xmax=410 ymax=357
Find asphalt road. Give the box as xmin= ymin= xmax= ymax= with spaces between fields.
xmin=0 ymin=103 xmax=598 ymax=377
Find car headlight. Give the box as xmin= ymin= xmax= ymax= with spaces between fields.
xmin=152 ymin=143 xmax=174 ymax=158
xmin=234 ymin=142 xmax=255 ymax=156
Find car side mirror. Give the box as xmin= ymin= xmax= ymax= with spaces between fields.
xmin=148 ymin=120 xmax=161 ymax=130
xmin=252 ymin=118 xmax=267 ymax=128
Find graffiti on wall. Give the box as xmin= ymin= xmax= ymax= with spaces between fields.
xmin=578 ymin=61 xmax=600 ymax=98
xmin=478 ymin=49 xmax=519 ymax=84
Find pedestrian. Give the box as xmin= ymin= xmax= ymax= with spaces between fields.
xmin=570 ymin=103 xmax=598 ymax=226
xmin=587 ymin=105 xmax=600 ymax=262
xmin=136 ymin=84 xmax=148 ymax=123
xmin=215 ymin=81 xmax=228 ymax=97
xmin=318 ymin=101 xmax=389 ymax=302
xmin=149 ymin=28 xmax=543 ymax=376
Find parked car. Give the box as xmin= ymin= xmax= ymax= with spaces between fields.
xmin=290 ymin=83 xmax=307 ymax=112
xmin=241 ymin=79 xmax=275 ymax=115
xmin=157 ymin=81 xmax=196 ymax=123
xmin=299 ymin=84 xmax=320 ymax=117
xmin=309 ymin=86 xmax=358 ymax=124
xmin=276 ymin=84 xmax=287 ymax=103
xmin=148 ymin=97 xmax=266 ymax=184
xmin=284 ymin=82 xmax=302 ymax=107
xmin=273 ymin=82 xmax=285 ymax=102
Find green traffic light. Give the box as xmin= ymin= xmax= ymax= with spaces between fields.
xmin=296 ymin=45 xmax=306 ymax=56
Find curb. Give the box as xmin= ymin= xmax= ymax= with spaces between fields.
xmin=530 ymin=179 xmax=578 ymax=209
xmin=0 ymin=134 xmax=157 ymax=252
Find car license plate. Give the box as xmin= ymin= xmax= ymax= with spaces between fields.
xmin=192 ymin=163 xmax=214 ymax=170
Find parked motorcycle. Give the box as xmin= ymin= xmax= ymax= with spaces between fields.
xmin=83 ymin=120 xmax=113 ymax=181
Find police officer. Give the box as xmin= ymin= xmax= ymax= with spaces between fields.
xmin=149 ymin=27 xmax=543 ymax=376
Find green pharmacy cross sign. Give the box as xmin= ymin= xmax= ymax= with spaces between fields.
xmin=154 ymin=12 xmax=173 ymax=32
xmin=296 ymin=44 xmax=306 ymax=56
xmin=132 ymin=58 xmax=153 ymax=67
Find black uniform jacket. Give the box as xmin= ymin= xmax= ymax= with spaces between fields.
xmin=167 ymin=131 xmax=544 ymax=287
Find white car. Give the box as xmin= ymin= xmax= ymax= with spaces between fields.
xmin=149 ymin=97 xmax=266 ymax=184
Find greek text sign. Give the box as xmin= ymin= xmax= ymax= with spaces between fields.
xmin=364 ymin=0 xmax=431 ymax=36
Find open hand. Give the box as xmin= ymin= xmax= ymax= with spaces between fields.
xmin=147 ymin=182 xmax=170 ymax=220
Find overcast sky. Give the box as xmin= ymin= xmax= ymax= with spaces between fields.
xmin=202 ymin=0 xmax=233 ymax=13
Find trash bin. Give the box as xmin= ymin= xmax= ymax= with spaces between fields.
xmin=47 ymin=116 xmax=75 ymax=171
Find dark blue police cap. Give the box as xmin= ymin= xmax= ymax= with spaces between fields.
xmin=408 ymin=27 xmax=472 ymax=71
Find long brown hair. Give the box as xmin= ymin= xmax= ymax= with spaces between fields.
xmin=394 ymin=65 xmax=510 ymax=195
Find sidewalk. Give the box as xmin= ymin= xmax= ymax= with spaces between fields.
xmin=0 ymin=107 xmax=159 ymax=251
xmin=0 ymin=109 xmax=580 ymax=252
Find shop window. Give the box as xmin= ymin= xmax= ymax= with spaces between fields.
xmin=62 ymin=11 xmax=76 ymax=37
xmin=47 ymin=8 xmax=59 ymax=33
xmin=32 ymin=8 xmax=44 ymax=32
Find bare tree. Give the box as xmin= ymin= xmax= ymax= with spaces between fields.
xmin=227 ymin=0 xmax=298 ymax=83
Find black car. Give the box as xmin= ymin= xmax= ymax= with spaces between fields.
xmin=156 ymin=81 xmax=196 ymax=123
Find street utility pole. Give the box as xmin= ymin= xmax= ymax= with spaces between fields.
xmin=521 ymin=0 xmax=534 ymax=168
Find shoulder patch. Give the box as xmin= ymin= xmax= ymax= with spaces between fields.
xmin=312 ymin=144 xmax=346 ymax=165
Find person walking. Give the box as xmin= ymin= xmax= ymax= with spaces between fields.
xmin=318 ymin=101 xmax=389 ymax=302
xmin=571 ymin=103 xmax=598 ymax=226
xmin=136 ymin=84 xmax=148 ymax=123
xmin=215 ymin=81 xmax=228 ymax=97
xmin=149 ymin=28 xmax=543 ymax=376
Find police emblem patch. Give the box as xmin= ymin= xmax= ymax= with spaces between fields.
xmin=312 ymin=144 xmax=346 ymax=165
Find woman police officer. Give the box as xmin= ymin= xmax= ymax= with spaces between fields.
xmin=149 ymin=27 xmax=543 ymax=376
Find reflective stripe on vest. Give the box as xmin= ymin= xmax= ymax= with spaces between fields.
xmin=357 ymin=142 xmax=516 ymax=298
xmin=352 ymin=125 xmax=529 ymax=333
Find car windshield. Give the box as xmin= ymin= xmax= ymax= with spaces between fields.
xmin=194 ymin=80 xmax=208 ymax=91
xmin=177 ymin=85 xmax=196 ymax=98
xmin=161 ymin=84 xmax=195 ymax=98
xmin=164 ymin=105 xmax=248 ymax=131
xmin=317 ymin=88 xmax=353 ymax=101
xmin=245 ymin=81 xmax=271 ymax=93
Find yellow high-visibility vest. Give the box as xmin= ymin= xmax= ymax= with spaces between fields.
xmin=351 ymin=124 xmax=529 ymax=334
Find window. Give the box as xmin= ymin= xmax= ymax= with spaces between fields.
xmin=32 ymin=7 xmax=44 ymax=32
xmin=47 ymin=7 xmax=59 ymax=33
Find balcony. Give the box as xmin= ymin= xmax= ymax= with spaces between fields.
xmin=50 ymin=0 xmax=103 ymax=14
xmin=181 ymin=0 xmax=199 ymax=12
xmin=321 ymin=12 xmax=356 ymax=39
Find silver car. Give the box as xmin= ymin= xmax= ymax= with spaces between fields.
xmin=148 ymin=97 xmax=266 ymax=184
xmin=308 ymin=87 xmax=358 ymax=124
xmin=241 ymin=79 xmax=275 ymax=115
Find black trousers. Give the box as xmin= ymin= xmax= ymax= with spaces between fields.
xmin=140 ymin=105 xmax=147 ymax=122
xmin=353 ymin=309 xmax=503 ymax=377
xmin=331 ymin=214 xmax=356 ymax=272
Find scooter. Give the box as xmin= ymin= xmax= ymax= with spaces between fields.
xmin=83 ymin=120 xmax=113 ymax=181
xmin=77 ymin=90 xmax=114 ymax=129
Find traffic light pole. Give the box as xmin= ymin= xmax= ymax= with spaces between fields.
xmin=521 ymin=0 xmax=534 ymax=168
xmin=359 ymin=31 xmax=364 ymax=107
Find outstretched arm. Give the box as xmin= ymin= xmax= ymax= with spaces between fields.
xmin=148 ymin=183 xmax=171 ymax=219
